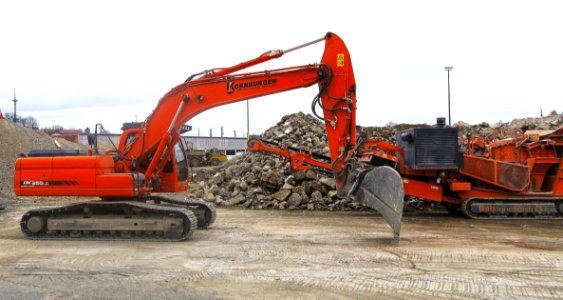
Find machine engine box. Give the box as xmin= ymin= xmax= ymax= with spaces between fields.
xmin=396 ymin=127 xmax=461 ymax=170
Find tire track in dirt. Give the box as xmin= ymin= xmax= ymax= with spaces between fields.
xmin=1 ymin=208 xmax=562 ymax=299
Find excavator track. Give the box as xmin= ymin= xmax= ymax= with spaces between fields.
xmin=151 ymin=194 xmax=216 ymax=229
xmin=461 ymin=198 xmax=563 ymax=219
xmin=20 ymin=201 xmax=198 ymax=241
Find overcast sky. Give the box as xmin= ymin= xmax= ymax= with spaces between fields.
xmin=1 ymin=0 xmax=562 ymax=136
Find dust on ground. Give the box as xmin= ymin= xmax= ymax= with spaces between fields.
xmin=0 ymin=199 xmax=562 ymax=300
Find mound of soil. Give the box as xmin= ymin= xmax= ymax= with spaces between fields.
xmin=0 ymin=120 xmax=86 ymax=200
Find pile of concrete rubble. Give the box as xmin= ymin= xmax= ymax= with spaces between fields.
xmin=187 ymin=112 xmax=365 ymax=211
xmin=188 ymin=110 xmax=563 ymax=211
xmin=261 ymin=112 xmax=331 ymax=156
xmin=456 ymin=110 xmax=563 ymax=139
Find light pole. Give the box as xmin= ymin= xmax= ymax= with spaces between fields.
xmin=444 ymin=66 xmax=453 ymax=126
xmin=12 ymin=88 xmax=18 ymax=123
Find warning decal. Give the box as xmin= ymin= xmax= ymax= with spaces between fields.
xmin=337 ymin=54 xmax=345 ymax=67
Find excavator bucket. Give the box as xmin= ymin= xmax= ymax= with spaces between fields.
xmin=355 ymin=166 xmax=404 ymax=238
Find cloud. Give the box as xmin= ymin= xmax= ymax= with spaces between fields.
xmin=1 ymin=1 xmax=562 ymax=135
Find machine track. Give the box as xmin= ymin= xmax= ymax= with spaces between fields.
xmin=20 ymin=201 xmax=198 ymax=241
xmin=151 ymin=194 xmax=216 ymax=229
xmin=461 ymin=198 xmax=563 ymax=219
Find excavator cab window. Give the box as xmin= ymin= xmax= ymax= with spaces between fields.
xmin=124 ymin=132 xmax=137 ymax=146
xmin=174 ymin=141 xmax=189 ymax=181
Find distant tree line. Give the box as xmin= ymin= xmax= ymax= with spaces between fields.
xmin=1 ymin=112 xmax=83 ymax=133
xmin=3 ymin=112 xmax=39 ymax=129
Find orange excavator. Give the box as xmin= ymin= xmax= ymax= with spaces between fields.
xmin=13 ymin=32 xmax=406 ymax=240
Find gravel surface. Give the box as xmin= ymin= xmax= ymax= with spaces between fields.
xmin=0 ymin=201 xmax=562 ymax=299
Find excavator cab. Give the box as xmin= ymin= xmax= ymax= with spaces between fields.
xmin=158 ymin=140 xmax=190 ymax=192
xmin=118 ymin=126 xmax=190 ymax=193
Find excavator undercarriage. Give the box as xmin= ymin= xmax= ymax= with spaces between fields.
xmin=20 ymin=196 xmax=216 ymax=241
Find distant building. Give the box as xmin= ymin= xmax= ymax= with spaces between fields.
xmin=78 ymin=133 xmax=121 ymax=146
xmin=76 ymin=133 xmax=247 ymax=155
xmin=43 ymin=128 xmax=83 ymax=143
xmin=183 ymin=136 xmax=247 ymax=155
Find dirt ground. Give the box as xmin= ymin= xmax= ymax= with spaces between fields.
xmin=0 ymin=199 xmax=562 ymax=300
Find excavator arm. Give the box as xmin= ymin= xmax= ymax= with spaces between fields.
xmin=122 ymin=64 xmax=325 ymax=185
xmin=121 ymin=33 xmax=358 ymax=190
